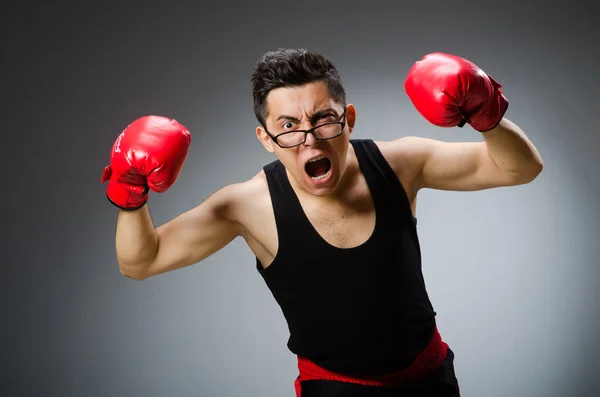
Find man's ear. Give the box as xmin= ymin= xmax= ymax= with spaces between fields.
xmin=346 ymin=104 xmax=356 ymax=133
xmin=256 ymin=126 xmax=275 ymax=153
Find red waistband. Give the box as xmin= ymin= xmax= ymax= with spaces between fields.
xmin=297 ymin=327 xmax=449 ymax=387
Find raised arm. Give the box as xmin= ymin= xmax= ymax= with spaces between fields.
xmin=379 ymin=52 xmax=543 ymax=198
xmin=100 ymin=115 xmax=244 ymax=280
xmin=380 ymin=118 xmax=542 ymax=195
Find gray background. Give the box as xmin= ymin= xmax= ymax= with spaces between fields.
xmin=3 ymin=1 xmax=599 ymax=396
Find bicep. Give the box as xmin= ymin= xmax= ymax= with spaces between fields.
xmin=380 ymin=137 xmax=512 ymax=194
xmin=143 ymin=185 xmax=243 ymax=278
xmin=420 ymin=140 xmax=512 ymax=191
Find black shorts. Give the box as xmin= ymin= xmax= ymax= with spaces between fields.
xmin=295 ymin=349 xmax=460 ymax=397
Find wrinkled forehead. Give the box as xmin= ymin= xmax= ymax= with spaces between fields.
xmin=265 ymin=81 xmax=341 ymax=119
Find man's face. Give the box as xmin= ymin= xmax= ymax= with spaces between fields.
xmin=256 ymin=81 xmax=356 ymax=197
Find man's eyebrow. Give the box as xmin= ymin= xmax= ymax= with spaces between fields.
xmin=276 ymin=114 xmax=301 ymax=122
xmin=310 ymin=108 xmax=339 ymax=123
xmin=311 ymin=108 xmax=338 ymax=118
xmin=275 ymin=108 xmax=339 ymax=123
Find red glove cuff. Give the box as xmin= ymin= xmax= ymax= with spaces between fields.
xmin=101 ymin=165 xmax=149 ymax=210
xmin=468 ymin=76 xmax=509 ymax=132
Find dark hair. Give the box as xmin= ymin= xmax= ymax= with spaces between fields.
xmin=251 ymin=48 xmax=347 ymax=128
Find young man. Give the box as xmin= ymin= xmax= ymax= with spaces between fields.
xmin=101 ymin=49 xmax=543 ymax=396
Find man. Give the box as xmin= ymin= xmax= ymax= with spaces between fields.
xmin=101 ymin=49 xmax=543 ymax=396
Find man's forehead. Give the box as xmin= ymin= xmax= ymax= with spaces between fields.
xmin=265 ymin=82 xmax=338 ymax=117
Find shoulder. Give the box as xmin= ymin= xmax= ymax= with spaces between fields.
xmin=372 ymin=136 xmax=437 ymax=201
xmin=195 ymin=169 xmax=268 ymax=216
xmin=218 ymin=169 xmax=271 ymax=221
xmin=219 ymin=169 xmax=269 ymax=204
xmin=374 ymin=136 xmax=436 ymax=171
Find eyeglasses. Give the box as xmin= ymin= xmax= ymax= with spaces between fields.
xmin=265 ymin=109 xmax=347 ymax=148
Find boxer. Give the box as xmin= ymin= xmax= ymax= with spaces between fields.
xmin=101 ymin=49 xmax=543 ymax=396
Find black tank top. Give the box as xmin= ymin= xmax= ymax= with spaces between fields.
xmin=256 ymin=139 xmax=437 ymax=376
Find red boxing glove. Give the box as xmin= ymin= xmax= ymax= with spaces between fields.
xmin=100 ymin=115 xmax=192 ymax=210
xmin=404 ymin=52 xmax=508 ymax=132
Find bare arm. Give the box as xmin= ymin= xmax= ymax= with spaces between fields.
xmin=481 ymin=118 xmax=544 ymax=181
xmin=379 ymin=118 xmax=544 ymax=197
xmin=116 ymin=184 xmax=244 ymax=280
xmin=115 ymin=204 xmax=159 ymax=278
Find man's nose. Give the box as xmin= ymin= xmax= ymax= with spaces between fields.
xmin=303 ymin=131 xmax=319 ymax=146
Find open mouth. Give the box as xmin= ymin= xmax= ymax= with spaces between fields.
xmin=305 ymin=155 xmax=332 ymax=180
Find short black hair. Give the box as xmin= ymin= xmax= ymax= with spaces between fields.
xmin=251 ymin=48 xmax=347 ymax=128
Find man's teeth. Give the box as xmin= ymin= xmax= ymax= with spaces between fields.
xmin=311 ymin=169 xmax=332 ymax=180
xmin=308 ymin=156 xmax=326 ymax=163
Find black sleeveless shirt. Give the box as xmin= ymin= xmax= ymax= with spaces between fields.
xmin=256 ymin=139 xmax=437 ymax=376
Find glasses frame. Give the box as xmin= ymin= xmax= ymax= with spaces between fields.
xmin=264 ymin=108 xmax=347 ymax=148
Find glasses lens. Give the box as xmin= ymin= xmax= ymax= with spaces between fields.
xmin=314 ymin=123 xmax=342 ymax=139
xmin=277 ymin=131 xmax=306 ymax=147
xmin=275 ymin=123 xmax=343 ymax=147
